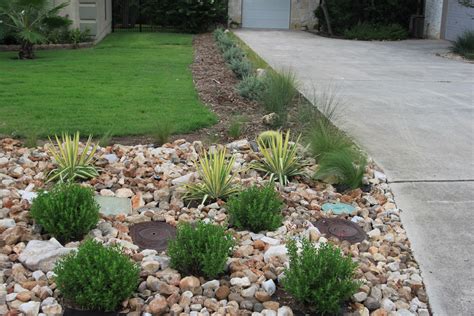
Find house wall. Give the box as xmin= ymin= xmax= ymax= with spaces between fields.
xmin=228 ymin=0 xmax=319 ymax=30
xmin=441 ymin=0 xmax=474 ymax=41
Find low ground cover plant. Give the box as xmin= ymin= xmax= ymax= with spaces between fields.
xmin=452 ymin=30 xmax=474 ymax=60
xmin=184 ymin=148 xmax=239 ymax=203
xmin=168 ymin=221 xmax=235 ymax=278
xmin=252 ymin=130 xmax=305 ymax=185
xmin=282 ymin=238 xmax=360 ymax=315
xmin=236 ymin=75 xmax=265 ymax=100
xmin=344 ymin=23 xmax=408 ymax=41
xmin=227 ymin=184 xmax=283 ymax=232
xmin=47 ymin=132 xmax=99 ymax=183
xmin=30 ymin=183 xmax=100 ymax=243
xmin=54 ymin=239 xmax=140 ymax=312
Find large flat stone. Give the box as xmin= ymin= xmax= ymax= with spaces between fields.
xmin=19 ymin=238 xmax=75 ymax=272
xmin=95 ymin=196 xmax=132 ymax=216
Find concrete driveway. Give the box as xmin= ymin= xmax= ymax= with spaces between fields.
xmin=235 ymin=30 xmax=474 ymax=315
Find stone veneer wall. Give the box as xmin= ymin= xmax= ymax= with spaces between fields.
xmin=228 ymin=0 xmax=319 ymax=30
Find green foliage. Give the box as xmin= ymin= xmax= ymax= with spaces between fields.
xmin=24 ymin=132 xmax=38 ymax=148
xmin=308 ymin=121 xmax=351 ymax=162
xmin=54 ymin=239 xmax=140 ymax=312
xmin=229 ymin=58 xmax=253 ymax=79
xmin=315 ymin=0 xmax=417 ymax=36
xmin=98 ymin=130 xmax=114 ymax=147
xmin=282 ymin=238 xmax=360 ymax=315
xmin=30 ymin=183 xmax=100 ymax=243
xmin=344 ymin=23 xmax=408 ymax=41
xmin=236 ymin=75 xmax=264 ymax=100
xmin=46 ymin=132 xmax=99 ymax=183
xmin=252 ymin=130 xmax=305 ymax=185
xmin=315 ymin=148 xmax=367 ymax=189
xmin=227 ymin=32 xmax=270 ymax=69
xmin=0 ymin=0 xmax=69 ymax=58
xmin=257 ymin=130 xmax=280 ymax=147
xmin=223 ymin=46 xmax=245 ymax=63
xmin=140 ymin=0 xmax=227 ymax=33
xmin=215 ymin=31 xmax=235 ymax=52
xmin=227 ymin=185 xmax=283 ymax=232
xmin=184 ymin=148 xmax=239 ymax=203
xmin=260 ymin=70 xmax=298 ymax=126
xmin=452 ymin=30 xmax=474 ymax=60
xmin=168 ymin=222 xmax=235 ymax=278
xmin=153 ymin=121 xmax=174 ymax=146
xmin=227 ymin=116 xmax=246 ymax=139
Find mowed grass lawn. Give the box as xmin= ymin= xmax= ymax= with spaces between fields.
xmin=0 ymin=33 xmax=217 ymax=138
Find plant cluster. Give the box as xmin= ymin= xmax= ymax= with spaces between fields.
xmin=184 ymin=148 xmax=239 ymax=203
xmin=252 ymin=130 xmax=305 ymax=185
xmin=236 ymin=75 xmax=265 ymax=101
xmin=452 ymin=30 xmax=474 ymax=60
xmin=168 ymin=221 xmax=235 ymax=278
xmin=344 ymin=23 xmax=408 ymax=41
xmin=29 ymin=183 xmax=100 ymax=243
xmin=227 ymin=184 xmax=283 ymax=233
xmin=282 ymin=238 xmax=360 ymax=315
xmin=315 ymin=0 xmax=418 ymax=39
xmin=54 ymin=239 xmax=140 ymax=312
xmin=153 ymin=121 xmax=174 ymax=146
xmin=214 ymin=29 xmax=254 ymax=79
xmin=227 ymin=116 xmax=246 ymax=139
xmin=47 ymin=132 xmax=99 ymax=183
xmin=46 ymin=28 xmax=92 ymax=46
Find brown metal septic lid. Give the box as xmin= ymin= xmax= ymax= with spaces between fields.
xmin=130 ymin=221 xmax=176 ymax=252
xmin=313 ymin=218 xmax=367 ymax=244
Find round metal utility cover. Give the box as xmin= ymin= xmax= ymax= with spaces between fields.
xmin=313 ymin=218 xmax=367 ymax=244
xmin=130 ymin=221 xmax=176 ymax=252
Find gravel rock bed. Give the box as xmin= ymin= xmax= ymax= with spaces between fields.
xmin=0 ymin=138 xmax=430 ymax=316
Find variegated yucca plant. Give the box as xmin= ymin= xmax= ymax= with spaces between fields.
xmin=252 ymin=130 xmax=305 ymax=185
xmin=183 ymin=148 xmax=239 ymax=204
xmin=46 ymin=132 xmax=99 ymax=183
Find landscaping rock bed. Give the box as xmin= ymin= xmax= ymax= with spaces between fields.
xmin=0 ymin=138 xmax=430 ymax=315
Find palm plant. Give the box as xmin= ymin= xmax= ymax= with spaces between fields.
xmin=252 ymin=130 xmax=305 ymax=185
xmin=47 ymin=132 xmax=99 ymax=183
xmin=183 ymin=148 xmax=239 ymax=203
xmin=0 ymin=0 xmax=69 ymax=59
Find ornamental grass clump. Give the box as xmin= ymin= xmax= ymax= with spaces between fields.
xmin=184 ymin=148 xmax=239 ymax=203
xmin=282 ymin=238 xmax=360 ymax=315
xmin=168 ymin=222 xmax=235 ymax=278
xmin=29 ymin=183 xmax=99 ymax=243
xmin=227 ymin=184 xmax=283 ymax=233
xmin=452 ymin=30 xmax=474 ymax=60
xmin=252 ymin=130 xmax=305 ymax=185
xmin=47 ymin=132 xmax=99 ymax=183
xmin=54 ymin=239 xmax=140 ymax=312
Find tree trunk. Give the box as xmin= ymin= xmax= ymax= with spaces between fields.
xmin=19 ymin=41 xmax=34 ymax=60
xmin=321 ymin=0 xmax=334 ymax=36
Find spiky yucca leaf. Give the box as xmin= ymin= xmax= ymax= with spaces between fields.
xmin=47 ymin=132 xmax=99 ymax=183
xmin=252 ymin=130 xmax=305 ymax=185
xmin=184 ymin=148 xmax=239 ymax=203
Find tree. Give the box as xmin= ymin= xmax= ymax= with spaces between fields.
xmin=0 ymin=0 xmax=69 ymax=59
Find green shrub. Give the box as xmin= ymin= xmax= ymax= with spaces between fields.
xmin=213 ymin=28 xmax=225 ymax=41
xmin=54 ymin=239 xmax=140 ymax=312
xmin=260 ymin=70 xmax=298 ymax=126
xmin=183 ymin=148 xmax=239 ymax=203
xmin=153 ymin=121 xmax=174 ymax=147
xmin=168 ymin=222 xmax=235 ymax=278
xmin=30 ymin=183 xmax=100 ymax=243
xmin=252 ymin=130 xmax=305 ymax=185
xmin=236 ymin=75 xmax=264 ymax=100
xmin=257 ymin=130 xmax=280 ymax=147
xmin=228 ymin=116 xmax=246 ymax=139
xmin=315 ymin=148 xmax=367 ymax=189
xmin=229 ymin=58 xmax=253 ymax=79
xmin=223 ymin=46 xmax=245 ymax=63
xmin=98 ymin=130 xmax=113 ymax=147
xmin=344 ymin=23 xmax=408 ymax=40
xmin=227 ymin=185 xmax=283 ymax=232
xmin=216 ymin=34 xmax=235 ymax=52
xmin=282 ymin=238 xmax=360 ymax=315
xmin=452 ymin=30 xmax=474 ymax=60
xmin=307 ymin=121 xmax=352 ymax=162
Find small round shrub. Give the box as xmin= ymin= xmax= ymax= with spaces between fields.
xmin=237 ymin=75 xmax=265 ymax=100
xmin=229 ymin=58 xmax=253 ymax=79
xmin=168 ymin=221 xmax=235 ymax=278
xmin=30 ymin=183 xmax=99 ymax=243
xmin=227 ymin=184 xmax=283 ymax=232
xmin=54 ymin=239 xmax=140 ymax=312
xmin=223 ymin=46 xmax=245 ymax=63
xmin=257 ymin=130 xmax=280 ymax=147
xmin=282 ymin=238 xmax=360 ymax=315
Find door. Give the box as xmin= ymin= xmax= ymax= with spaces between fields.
xmin=242 ymin=0 xmax=291 ymax=29
xmin=443 ymin=0 xmax=474 ymax=41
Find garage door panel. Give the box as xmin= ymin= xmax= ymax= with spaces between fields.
xmin=444 ymin=0 xmax=474 ymax=41
xmin=242 ymin=0 xmax=291 ymax=29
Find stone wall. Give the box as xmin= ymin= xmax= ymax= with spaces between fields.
xmin=228 ymin=0 xmax=319 ymax=29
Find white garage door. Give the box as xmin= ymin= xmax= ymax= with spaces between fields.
xmin=444 ymin=0 xmax=474 ymax=41
xmin=242 ymin=0 xmax=291 ymax=29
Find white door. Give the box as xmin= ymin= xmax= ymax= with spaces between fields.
xmin=242 ymin=0 xmax=291 ymax=29
xmin=443 ymin=0 xmax=474 ymax=41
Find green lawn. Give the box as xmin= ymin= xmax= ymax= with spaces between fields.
xmin=0 ymin=33 xmax=217 ymax=138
